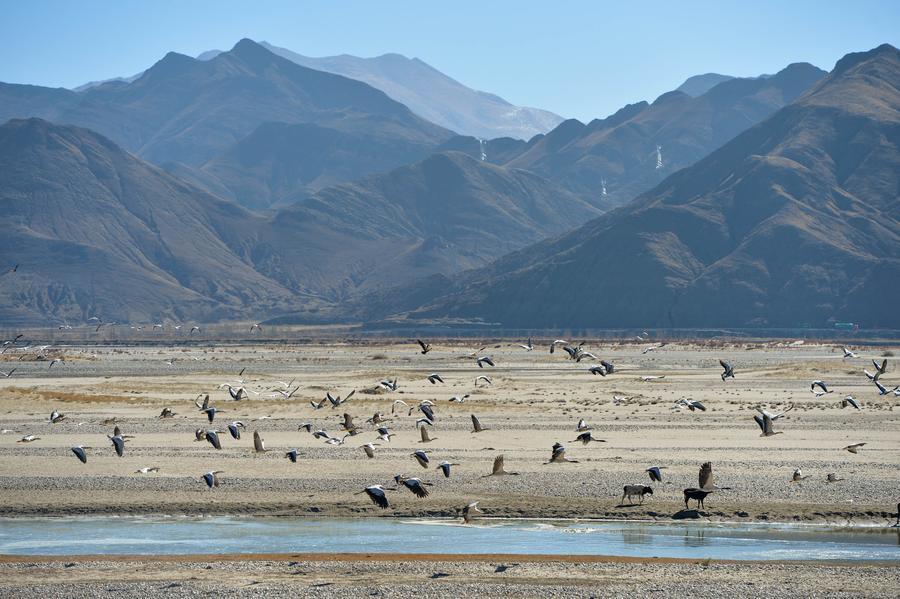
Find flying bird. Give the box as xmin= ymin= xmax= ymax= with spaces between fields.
xmin=285 ymin=449 xmax=299 ymax=463
xmin=676 ymin=398 xmax=706 ymax=412
xmin=394 ymin=475 xmax=431 ymax=498
xmin=719 ymin=360 xmax=735 ymax=381
xmin=470 ymin=414 xmax=489 ymax=433
xmin=874 ymin=380 xmax=899 ymax=396
xmin=842 ymin=443 xmax=866 ymax=454
xmin=71 ymin=446 xmax=88 ymax=464
xmin=754 ymin=412 xmax=782 ymax=437
xmin=412 ymin=450 xmax=430 ymax=468
xmin=417 ymin=340 xmax=432 ymax=354
xmin=475 ymin=375 xmax=492 ymax=387
xmin=571 ymin=431 xmax=605 ymax=445
xmin=810 ymin=380 xmax=833 ymax=395
xmin=108 ymin=433 xmax=125 ymax=457
xmin=202 ymin=471 xmax=224 ymax=488
xmin=842 ymin=347 xmax=857 ymax=358
xmin=253 ymin=431 xmax=268 ymax=453
xmin=205 ymin=429 xmax=222 ymax=450
xmin=427 ymin=373 xmax=444 ymax=385
xmin=361 ymin=443 xmax=378 ymax=458
xmin=420 ymin=426 xmax=437 ymax=443
xmin=462 ymin=501 xmax=482 ymax=523
xmin=436 ymin=460 xmax=459 ymax=478
xmin=476 ymin=356 xmax=495 ymax=368
xmin=519 ymin=338 xmax=534 ymax=351
xmin=544 ymin=442 xmax=578 ymax=464
xmin=646 ymin=466 xmax=666 ymax=483
xmin=49 ymin=410 xmax=65 ymax=424
xmin=791 ymin=468 xmax=808 ymax=483
xmin=483 ymin=455 xmax=518 ymax=477
xmin=841 ymin=396 xmax=861 ymax=410
xmin=357 ymin=485 xmax=391 ymax=509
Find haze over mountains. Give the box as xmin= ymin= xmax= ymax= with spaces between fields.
xmin=359 ymin=44 xmax=900 ymax=329
xmin=446 ymin=62 xmax=827 ymax=208
xmin=0 ymin=40 xmax=897 ymax=329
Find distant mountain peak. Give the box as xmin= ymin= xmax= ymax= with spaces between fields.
xmin=226 ymin=38 xmax=279 ymax=69
xmin=143 ymin=51 xmax=196 ymax=79
xmin=676 ymin=73 xmax=734 ymax=97
xmin=832 ymin=42 xmax=899 ymax=76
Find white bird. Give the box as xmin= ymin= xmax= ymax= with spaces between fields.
xmin=18 ymin=434 xmax=40 ymax=443
xmin=449 ymin=394 xmax=470 ymax=403
xmin=842 ymin=347 xmax=857 ymax=359
xmin=135 ymin=467 xmax=160 ymax=474
xmin=640 ymin=375 xmax=666 ymax=381
xmin=48 ymin=410 xmax=65 ymax=424
xmin=791 ymin=468 xmax=808 ymax=483
xmin=519 ymin=338 xmax=534 ymax=351
xmin=391 ymin=399 xmax=409 ymax=414
xmin=379 ymin=378 xmax=399 ymax=391
xmin=361 ymin=443 xmax=379 ymax=458
xmin=575 ymin=418 xmax=592 ymax=432
xmin=0 ymin=368 xmax=15 ymax=378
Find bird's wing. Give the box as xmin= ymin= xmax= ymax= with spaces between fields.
xmin=492 ymin=455 xmax=503 ymax=474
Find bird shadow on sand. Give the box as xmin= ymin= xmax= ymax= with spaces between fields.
xmin=672 ymin=509 xmax=704 ymax=519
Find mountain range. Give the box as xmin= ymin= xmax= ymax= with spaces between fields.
xmin=445 ymin=62 xmax=827 ymax=209
xmin=354 ymin=44 xmax=900 ymax=329
xmin=0 ymin=119 xmax=598 ymax=324
xmin=1 ymin=41 xmax=897 ymax=329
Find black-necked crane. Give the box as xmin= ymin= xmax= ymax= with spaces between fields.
xmin=417 ymin=339 xmax=432 ymax=354
xmin=412 ymin=449 xmax=430 ymax=468
xmin=227 ymin=421 xmax=245 ymax=439
xmin=719 ymin=359 xmax=735 ymax=380
xmin=483 ymin=455 xmax=518 ymax=477
xmin=427 ymin=373 xmax=444 ymax=385
xmin=205 ymin=429 xmax=222 ymax=449
xmin=544 ymin=442 xmax=578 ymax=464
xmin=394 ymin=475 xmax=431 ymax=498
xmin=437 ymin=460 xmax=459 ymax=478
xmin=571 ymin=431 xmax=605 ymax=445
xmin=108 ymin=433 xmax=125 ymax=457
xmin=646 ymin=466 xmax=666 ymax=483
xmin=462 ymin=501 xmax=482 ymax=523
xmin=475 ymin=375 xmax=492 ymax=387
xmin=361 ymin=443 xmax=378 ymax=458
xmin=285 ymin=449 xmax=299 ymax=463
xmin=810 ymin=380 xmax=832 ymax=395
xmin=476 ymin=356 xmax=494 ymax=368
xmin=71 ymin=445 xmax=88 ymax=464
xmin=357 ymin=485 xmax=391 ymax=509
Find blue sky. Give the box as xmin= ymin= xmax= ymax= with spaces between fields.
xmin=2 ymin=1 xmax=898 ymax=121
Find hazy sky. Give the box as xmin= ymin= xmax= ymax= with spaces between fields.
xmin=2 ymin=1 xmax=898 ymax=121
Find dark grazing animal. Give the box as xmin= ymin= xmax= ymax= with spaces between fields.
xmin=621 ymin=484 xmax=654 ymax=505
xmin=683 ymin=488 xmax=713 ymax=509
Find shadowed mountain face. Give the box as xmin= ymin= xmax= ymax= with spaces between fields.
xmin=446 ymin=63 xmax=827 ymax=209
xmin=0 ymin=39 xmax=451 ymax=166
xmin=0 ymin=118 xmax=299 ymax=325
xmin=257 ymin=42 xmax=564 ymax=140
xmin=0 ymin=120 xmax=600 ymax=324
xmin=252 ymin=151 xmax=602 ymax=304
xmin=358 ymin=44 xmax=900 ymax=329
xmin=196 ymin=120 xmax=439 ymax=209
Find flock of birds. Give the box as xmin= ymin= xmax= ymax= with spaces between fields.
xmin=2 ymin=333 xmax=898 ymax=523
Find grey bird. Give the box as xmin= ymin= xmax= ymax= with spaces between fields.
xmin=719 ymin=359 xmax=735 ymax=381
xmin=470 ymin=414 xmax=489 ymax=433
xmin=71 ymin=445 xmax=88 ymax=464
xmin=201 ymin=471 xmax=223 ymax=488
xmin=544 ymin=442 xmax=578 ymax=464
xmin=412 ymin=449 xmax=430 ymax=468
xmin=482 ymin=455 xmax=518 ymax=477
xmin=436 ymin=460 xmax=459 ymax=478
xmin=462 ymin=501 xmax=482 ymax=523
xmin=571 ymin=431 xmax=605 ymax=445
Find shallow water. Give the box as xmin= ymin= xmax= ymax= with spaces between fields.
xmin=0 ymin=517 xmax=897 ymax=561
